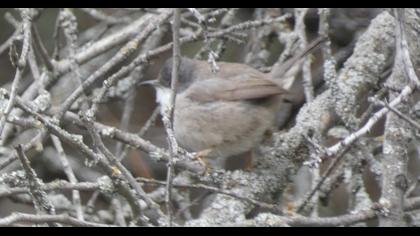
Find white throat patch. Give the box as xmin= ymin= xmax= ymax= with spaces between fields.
xmin=155 ymin=87 xmax=173 ymax=113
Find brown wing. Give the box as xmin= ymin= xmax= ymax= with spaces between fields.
xmin=185 ymin=74 xmax=288 ymax=102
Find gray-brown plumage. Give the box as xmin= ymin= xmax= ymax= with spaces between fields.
xmin=142 ymin=36 xmax=326 ymax=168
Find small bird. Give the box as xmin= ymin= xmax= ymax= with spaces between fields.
xmin=142 ymin=37 xmax=325 ymax=169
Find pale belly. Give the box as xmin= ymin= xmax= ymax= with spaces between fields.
xmin=173 ymin=96 xmax=276 ymax=159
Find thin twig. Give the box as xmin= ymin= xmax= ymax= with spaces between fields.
xmin=295 ymin=8 xmax=314 ymax=102
xmin=0 ymin=130 xmax=47 ymax=171
xmin=358 ymin=87 xmax=388 ymax=126
xmin=0 ymin=29 xmax=19 ymax=56
xmin=85 ymin=191 xmax=100 ymax=214
xmin=115 ymin=87 xmax=136 ymax=157
xmin=31 ymin=24 xmax=54 ymax=71
xmin=0 ymin=213 xmax=115 ymax=227
xmin=15 ymin=145 xmax=59 ymax=227
xmin=59 ymin=9 xmax=173 ymax=119
xmin=111 ymin=198 xmax=127 ymax=226
xmin=82 ymin=116 xmax=166 ymax=223
xmin=80 ymin=8 xmax=131 ymax=24
xmin=231 ymin=205 xmax=384 ymax=227
xmin=317 ymin=8 xmax=338 ymax=88
xmin=57 ymin=8 xmax=93 ymax=119
xmin=51 ymin=135 xmax=84 ymax=220
xmin=163 ymin=8 xmax=181 ymax=226
xmin=27 ymin=42 xmax=40 ymax=80
xmin=397 ymin=9 xmax=420 ymax=89
xmin=297 ymin=144 xmax=352 ymax=213
xmin=54 ymin=10 xmax=164 ymax=73
xmin=0 ymin=180 xmax=99 ymax=198
xmin=370 ymin=97 xmax=420 ymax=130
xmin=137 ymin=177 xmax=282 ymax=213
xmin=325 ymin=85 xmax=417 ymax=157
xmin=118 ymin=106 xmax=161 ymax=161
xmin=8 ymin=92 xmax=146 ymax=225
xmin=404 ymin=197 xmax=420 ymax=212
xmin=0 ymin=9 xmax=32 ymax=140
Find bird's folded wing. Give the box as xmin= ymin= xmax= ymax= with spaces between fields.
xmin=186 ymin=76 xmax=287 ymax=102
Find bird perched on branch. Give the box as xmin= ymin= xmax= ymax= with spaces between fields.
xmin=141 ymin=36 xmax=326 ymax=171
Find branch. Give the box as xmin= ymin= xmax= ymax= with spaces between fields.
xmin=0 ymin=213 xmax=115 ymax=227
xmin=58 ymin=9 xmax=173 ymax=118
xmin=81 ymin=115 xmax=166 ymax=223
xmin=162 ymin=8 xmax=182 ymax=226
xmin=0 ymin=180 xmax=99 ymax=198
xmin=0 ymin=9 xmax=32 ymax=140
xmin=378 ymin=8 xmax=417 ymax=227
xmin=15 ymin=145 xmax=59 ymax=227
xmin=295 ymin=8 xmax=314 ymax=102
xmin=370 ymin=97 xmax=420 ymax=131
xmin=7 ymin=92 xmax=148 ymax=225
xmin=51 ymin=135 xmax=84 ymax=220
xmin=138 ymin=177 xmax=281 ymax=213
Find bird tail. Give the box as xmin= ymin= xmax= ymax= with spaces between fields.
xmin=269 ymin=36 xmax=327 ymax=90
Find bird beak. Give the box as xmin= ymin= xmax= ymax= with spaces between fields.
xmin=139 ymin=79 xmax=159 ymax=87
